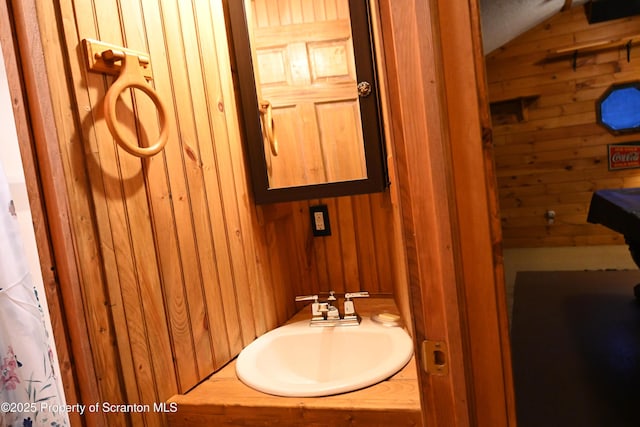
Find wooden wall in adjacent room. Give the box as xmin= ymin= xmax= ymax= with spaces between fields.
xmin=24 ymin=0 xmax=404 ymax=425
xmin=486 ymin=6 xmax=640 ymax=247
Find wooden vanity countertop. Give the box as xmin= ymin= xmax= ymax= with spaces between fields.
xmin=167 ymin=297 xmax=422 ymax=427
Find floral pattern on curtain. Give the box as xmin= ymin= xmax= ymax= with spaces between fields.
xmin=0 ymin=162 xmax=68 ymax=427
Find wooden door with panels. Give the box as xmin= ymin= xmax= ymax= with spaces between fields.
xmin=248 ymin=0 xmax=367 ymax=188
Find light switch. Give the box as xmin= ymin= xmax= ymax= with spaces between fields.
xmin=309 ymin=205 xmax=331 ymax=236
xmin=314 ymin=211 xmax=326 ymax=230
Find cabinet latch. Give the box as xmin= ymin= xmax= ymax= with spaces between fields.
xmin=421 ymin=340 xmax=448 ymax=375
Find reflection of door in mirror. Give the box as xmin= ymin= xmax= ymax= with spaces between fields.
xmin=246 ymin=0 xmax=367 ymax=189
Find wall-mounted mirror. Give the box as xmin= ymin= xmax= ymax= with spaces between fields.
xmin=228 ymin=0 xmax=388 ymax=204
xmin=597 ymin=82 xmax=640 ymax=135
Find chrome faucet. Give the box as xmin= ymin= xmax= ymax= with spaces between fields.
xmin=295 ymin=291 xmax=369 ymax=326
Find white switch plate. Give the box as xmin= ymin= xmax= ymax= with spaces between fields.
xmin=309 ymin=205 xmax=331 ymax=236
xmin=314 ymin=211 xmax=326 ymax=230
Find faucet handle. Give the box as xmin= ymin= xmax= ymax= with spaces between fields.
xmin=295 ymin=294 xmax=318 ymax=302
xmin=344 ymin=291 xmax=369 ymax=300
xmin=295 ymin=295 xmax=326 ymax=319
xmin=343 ymin=291 xmax=369 ymax=319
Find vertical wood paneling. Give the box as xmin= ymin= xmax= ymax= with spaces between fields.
xmin=32 ymin=0 xmax=408 ymax=424
xmin=157 ymin=0 xmax=221 ymax=381
xmin=337 ymin=196 xmax=360 ymax=288
xmin=354 ymin=195 xmax=380 ymax=292
xmin=211 ymin=0 xmax=273 ymax=341
xmin=44 ymin=0 xmax=277 ymax=424
xmin=486 ymin=7 xmax=640 ymax=247
xmin=0 ymin=3 xmax=83 ymax=425
xmin=41 ymin=0 xmax=131 ymax=421
xmin=78 ymin=2 xmax=179 ymax=424
xmin=138 ymin=0 xmax=206 ymax=396
xmin=261 ymin=194 xmax=398 ymax=299
xmin=185 ymin=0 xmax=238 ymax=365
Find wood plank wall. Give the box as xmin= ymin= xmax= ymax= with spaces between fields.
xmin=260 ymin=193 xmax=398 ymax=305
xmin=485 ymin=6 xmax=640 ymax=247
xmin=0 ymin=3 xmax=82 ymax=425
xmin=25 ymin=0 xmax=404 ymax=425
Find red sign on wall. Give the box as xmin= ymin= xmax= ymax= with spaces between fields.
xmin=608 ymin=142 xmax=640 ymax=170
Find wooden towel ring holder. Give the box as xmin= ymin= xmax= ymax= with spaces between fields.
xmin=259 ymin=100 xmax=278 ymax=157
xmin=103 ymin=51 xmax=170 ymax=158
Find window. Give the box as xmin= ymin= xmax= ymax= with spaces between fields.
xmin=597 ymin=82 xmax=640 ymax=134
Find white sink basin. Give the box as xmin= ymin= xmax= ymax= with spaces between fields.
xmin=236 ymin=317 xmax=413 ymax=397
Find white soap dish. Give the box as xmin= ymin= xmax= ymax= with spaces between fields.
xmin=371 ymin=311 xmax=403 ymax=327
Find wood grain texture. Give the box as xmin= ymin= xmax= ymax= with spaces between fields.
xmin=9 ymin=0 xmax=517 ymax=425
xmin=32 ymin=0 xmax=278 ymax=424
xmin=379 ymin=0 xmax=517 ymax=425
xmin=0 ymin=2 xmax=83 ymax=425
xmin=250 ymin=0 xmax=367 ymax=187
xmin=486 ymin=6 xmax=640 ymax=247
xmin=258 ymin=192 xmax=398 ymax=303
xmin=21 ymin=0 xmax=406 ymax=425
xmin=167 ymin=297 xmax=422 ymax=427
xmin=376 ymin=1 xmax=470 ymax=426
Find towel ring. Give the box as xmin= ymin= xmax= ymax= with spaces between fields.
xmin=259 ymin=100 xmax=278 ymax=157
xmin=103 ymin=52 xmax=170 ymax=158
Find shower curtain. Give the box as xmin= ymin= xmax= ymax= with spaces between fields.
xmin=0 ymin=163 xmax=68 ymax=427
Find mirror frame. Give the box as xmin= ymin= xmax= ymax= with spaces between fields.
xmin=596 ymin=81 xmax=640 ymax=135
xmin=228 ymin=0 xmax=388 ymax=204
